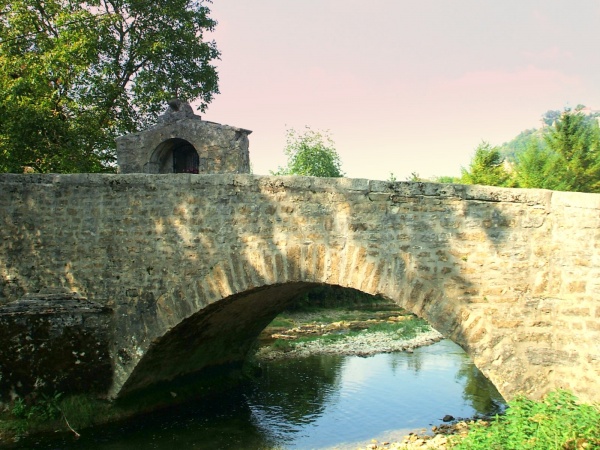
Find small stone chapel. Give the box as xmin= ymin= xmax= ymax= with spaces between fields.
xmin=116 ymin=99 xmax=252 ymax=175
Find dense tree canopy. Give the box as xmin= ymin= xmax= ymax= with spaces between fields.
xmin=273 ymin=127 xmax=344 ymax=177
xmin=0 ymin=0 xmax=219 ymax=173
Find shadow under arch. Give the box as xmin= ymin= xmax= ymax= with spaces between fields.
xmin=118 ymin=282 xmax=320 ymax=398
xmin=116 ymin=278 xmax=473 ymax=402
xmin=149 ymin=138 xmax=200 ymax=174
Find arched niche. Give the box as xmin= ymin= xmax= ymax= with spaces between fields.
xmin=150 ymin=138 xmax=200 ymax=174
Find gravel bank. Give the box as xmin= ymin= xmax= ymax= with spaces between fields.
xmin=255 ymin=329 xmax=444 ymax=360
xmin=352 ymin=420 xmax=478 ymax=450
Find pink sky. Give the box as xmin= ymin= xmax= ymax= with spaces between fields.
xmin=200 ymin=1 xmax=600 ymax=181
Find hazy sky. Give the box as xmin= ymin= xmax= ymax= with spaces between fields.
xmin=202 ymin=1 xmax=600 ymax=181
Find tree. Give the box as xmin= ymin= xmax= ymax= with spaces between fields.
xmin=460 ymin=142 xmax=512 ymax=187
xmin=513 ymin=140 xmax=560 ymax=189
xmin=273 ymin=127 xmax=344 ymax=177
xmin=542 ymin=110 xmax=600 ymax=192
xmin=0 ymin=0 xmax=219 ymax=173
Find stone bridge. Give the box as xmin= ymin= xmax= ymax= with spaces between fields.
xmin=1 ymin=174 xmax=599 ymax=404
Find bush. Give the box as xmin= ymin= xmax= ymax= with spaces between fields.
xmin=451 ymin=390 xmax=600 ymax=449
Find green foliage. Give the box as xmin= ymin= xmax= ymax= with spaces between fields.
xmin=0 ymin=0 xmax=220 ymax=173
xmin=435 ymin=175 xmax=461 ymax=184
xmin=0 ymin=392 xmax=135 ymax=439
xmin=451 ymin=390 xmax=600 ymax=450
xmin=541 ymin=110 xmax=600 ymax=192
xmin=57 ymin=394 xmax=119 ymax=430
xmin=478 ymin=107 xmax=600 ymax=193
xmin=273 ymin=127 xmax=344 ymax=177
xmin=497 ymin=128 xmax=542 ymax=162
xmin=513 ymin=140 xmax=561 ymax=189
xmin=460 ymin=142 xmax=513 ymax=187
xmin=270 ymin=338 xmax=295 ymax=351
xmin=11 ymin=393 xmax=62 ymax=421
xmin=0 ymin=393 xmax=64 ymax=437
xmin=367 ymin=317 xmax=430 ymax=340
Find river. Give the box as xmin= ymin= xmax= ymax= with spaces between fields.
xmin=18 ymin=340 xmax=505 ymax=450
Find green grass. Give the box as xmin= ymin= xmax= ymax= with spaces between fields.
xmin=0 ymin=392 xmax=65 ymax=438
xmin=449 ymin=390 xmax=600 ymax=449
xmin=367 ymin=317 xmax=430 ymax=339
xmin=270 ymin=305 xmax=409 ymax=326
xmin=58 ymin=395 xmax=128 ymax=430
xmin=0 ymin=393 xmax=133 ymax=441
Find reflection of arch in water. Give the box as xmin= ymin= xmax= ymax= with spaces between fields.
xmin=150 ymin=138 xmax=200 ymax=174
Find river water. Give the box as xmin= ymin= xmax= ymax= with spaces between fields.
xmin=21 ymin=340 xmax=505 ymax=450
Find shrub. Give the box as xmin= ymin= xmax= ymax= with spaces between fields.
xmin=450 ymin=390 xmax=600 ymax=449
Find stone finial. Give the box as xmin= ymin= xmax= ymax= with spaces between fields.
xmin=157 ymin=99 xmax=199 ymax=124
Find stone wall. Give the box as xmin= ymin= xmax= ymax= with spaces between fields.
xmin=0 ymin=289 xmax=112 ymax=401
xmin=0 ymin=174 xmax=598 ymax=403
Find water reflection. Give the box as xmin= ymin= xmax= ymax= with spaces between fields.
xmin=15 ymin=340 xmax=505 ymax=450
xmin=456 ymin=356 xmax=505 ymax=415
xmin=245 ymin=340 xmax=505 ymax=449
xmin=248 ymin=355 xmax=345 ymax=444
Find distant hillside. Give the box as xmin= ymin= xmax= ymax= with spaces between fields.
xmin=497 ymin=106 xmax=599 ymax=163
xmin=497 ymin=128 xmax=544 ymax=162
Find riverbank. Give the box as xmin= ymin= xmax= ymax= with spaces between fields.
xmin=351 ymin=419 xmax=477 ymax=450
xmin=255 ymin=307 xmax=443 ymax=360
xmin=356 ymin=389 xmax=600 ymax=450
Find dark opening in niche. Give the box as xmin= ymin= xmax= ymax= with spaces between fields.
xmin=173 ymin=143 xmax=200 ymax=174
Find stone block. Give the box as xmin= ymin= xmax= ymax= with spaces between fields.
xmin=586 ymin=320 xmax=600 ymax=331
xmin=526 ymin=347 xmax=578 ymax=366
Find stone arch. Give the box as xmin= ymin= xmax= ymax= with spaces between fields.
xmin=113 ymin=244 xmax=472 ymax=400
xmin=149 ymin=138 xmax=200 ymax=174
